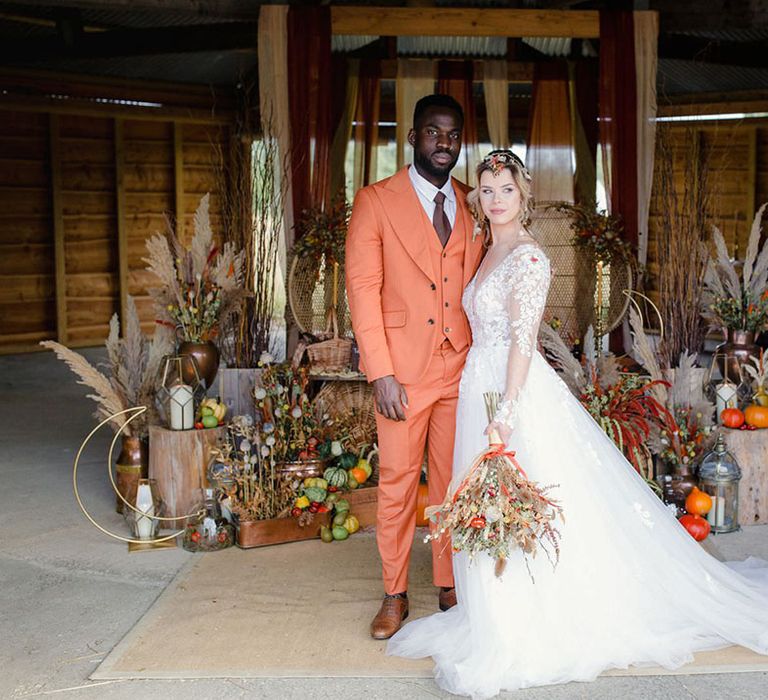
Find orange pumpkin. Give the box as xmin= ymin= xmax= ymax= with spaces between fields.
xmin=745 ymin=404 xmax=768 ymax=428
xmin=685 ymin=487 xmax=712 ymax=517
xmin=415 ymin=482 xmax=430 ymax=527
xmin=348 ymin=466 xmax=368 ymax=485
xmin=721 ymin=407 xmax=745 ymax=429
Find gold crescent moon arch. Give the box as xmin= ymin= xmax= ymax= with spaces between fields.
xmin=72 ymin=406 xmax=202 ymax=545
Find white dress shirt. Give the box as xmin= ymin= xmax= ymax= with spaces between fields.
xmin=408 ymin=165 xmax=457 ymax=228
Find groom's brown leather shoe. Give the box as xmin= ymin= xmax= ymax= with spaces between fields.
xmin=370 ymin=593 xmax=409 ymax=640
xmin=438 ymin=586 xmax=457 ymax=611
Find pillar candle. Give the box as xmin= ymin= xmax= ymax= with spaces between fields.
xmin=169 ymin=383 xmax=194 ymax=430
xmin=134 ymin=482 xmax=155 ymax=539
xmin=715 ymin=382 xmax=738 ymax=422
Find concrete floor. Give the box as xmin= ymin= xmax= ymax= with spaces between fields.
xmin=1 ymin=350 xmax=767 ymax=700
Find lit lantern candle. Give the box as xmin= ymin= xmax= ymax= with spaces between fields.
xmin=169 ymin=382 xmax=194 ymax=430
xmin=134 ymin=480 xmax=156 ymax=539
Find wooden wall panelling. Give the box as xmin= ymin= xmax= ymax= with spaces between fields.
xmin=115 ymin=118 xmax=129 ymax=325
xmin=179 ymin=122 xmax=228 ymax=243
xmin=58 ymin=113 xmax=119 ymax=346
xmin=174 ymin=121 xmax=185 ymax=241
xmin=123 ymin=119 xmax=174 ymax=333
xmin=49 ymin=113 xmax=67 ymax=344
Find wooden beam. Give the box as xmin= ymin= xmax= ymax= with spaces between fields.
xmin=0 ymin=21 xmax=259 ymax=61
xmin=174 ymin=122 xmax=184 ymax=240
xmin=330 ymin=7 xmax=600 ymax=38
xmin=658 ymin=35 xmax=768 ymax=69
xmin=0 ymin=98 xmax=232 ymax=125
xmin=48 ymin=114 xmax=67 ymax=344
xmin=115 ymin=118 xmax=129 ymax=327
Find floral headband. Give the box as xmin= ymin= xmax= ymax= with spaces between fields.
xmin=482 ymin=150 xmax=532 ymax=181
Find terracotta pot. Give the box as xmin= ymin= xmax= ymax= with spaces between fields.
xmin=673 ymin=465 xmax=698 ymax=499
xmin=178 ymin=341 xmax=220 ymax=389
xmin=115 ymin=435 xmax=148 ymax=514
xmin=715 ymin=329 xmax=759 ymax=385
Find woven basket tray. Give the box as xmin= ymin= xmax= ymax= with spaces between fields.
xmin=313 ymin=381 xmax=377 ymax=477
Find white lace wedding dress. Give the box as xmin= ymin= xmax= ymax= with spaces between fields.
xmin=387 ymin=243 xmax=768 ymax=699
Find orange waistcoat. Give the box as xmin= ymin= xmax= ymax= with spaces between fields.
xmin=346 ymin=167 xmax=484 ymax=386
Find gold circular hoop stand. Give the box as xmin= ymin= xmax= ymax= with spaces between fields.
xmin=72 ymin=406 xmax=203 ymax=551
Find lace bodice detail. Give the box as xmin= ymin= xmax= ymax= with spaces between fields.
xmin=462 ymin=243 xmax=550 ymax=355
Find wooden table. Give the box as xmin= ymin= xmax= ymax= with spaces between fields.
xmin=722 ymin=429 xmax=768 ymax=526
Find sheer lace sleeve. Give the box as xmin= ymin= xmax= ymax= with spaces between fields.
xmin=493 ymin=246 xmax=551 ymax=432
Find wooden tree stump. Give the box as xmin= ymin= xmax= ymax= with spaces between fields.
xmin=149 ymin=425 xmax=225 ymax=522
xmin=721 ymin=429 xmax=768 ymax=526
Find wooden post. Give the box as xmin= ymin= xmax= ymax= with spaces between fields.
xmin=173 ymin=121 xmax=184 ymax=240
xmin=722 ymin=429 xmax=768 ymax=526
xmin=149 ymin=425 xmax=225 ymax=520
xmin=48 ymin=113 xmax=67 ymax=343
xmin=114 ymin=118 xmax=129 ymax=325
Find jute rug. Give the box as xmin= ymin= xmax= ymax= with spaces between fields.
xmin=93 ymin=533 xmax=768 ymax=680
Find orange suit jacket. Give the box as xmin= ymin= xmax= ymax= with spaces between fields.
xmin=346 ymin=167 xmax=485 ymax=385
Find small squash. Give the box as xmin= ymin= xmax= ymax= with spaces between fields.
xmin=415 ymin=482 xmax=430 ymax=527
xmin=720 ymin=407 xmax=745 ymax=429
xmin=745 ymin=403 xmax=768 ymax=428
xmin=685 ymin=487 xmax=712 ymax=517
xmin=679 ymin=513 xmax=711 ymax=541
xmin=348 ymin=466 xmax=368 ymax=485
xmin=323 ymin=466 xmax=348 ymax=488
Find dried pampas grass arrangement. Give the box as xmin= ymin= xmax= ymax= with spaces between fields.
xmin=41 ymin=296 xmax=174 ymax=437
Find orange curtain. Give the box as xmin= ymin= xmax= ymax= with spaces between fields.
xmin=287 ymin=5 xmax=333 ymax=220
xmin=599 ymin=10 xmax=638 ymax=249
xmin=353 ymin=59 xmax=381 ymax=191
xmin=438 ymin=60 xmax=478 ymax=184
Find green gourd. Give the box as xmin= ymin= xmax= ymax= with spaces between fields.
xmin=323 ymin=466 xmax=348 ymax=488
xmin=332 ymin=525 xmax=349 ymax=541
xmin=303 ymin=486 xmax=327 ymax=503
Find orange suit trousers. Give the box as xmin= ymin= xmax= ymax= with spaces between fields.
xmin=375 ymin=340 xmax=467 ymax=594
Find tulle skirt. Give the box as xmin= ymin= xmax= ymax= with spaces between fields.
xmin=387 ymin=346 xmax=768 ymax=699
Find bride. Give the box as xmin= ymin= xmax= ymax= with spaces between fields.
xmin=387 ymin=150 xmax=768 ymax=699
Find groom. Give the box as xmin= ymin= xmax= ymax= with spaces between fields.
xmin=346 ymin=94 xmax=484 ymax=639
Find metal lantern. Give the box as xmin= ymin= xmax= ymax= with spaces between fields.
xmin=158 ymin=354 xmax=203 ymax=430
xmin=697 ymin=433 xmax=742 ymax=533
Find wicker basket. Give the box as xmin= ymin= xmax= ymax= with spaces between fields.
xmin=313 ymin=382 xmax=377 ymax=463
xmin=306 ymin=337 xmax=353 ymax=373
xmin=304 ymin=302 xmax=353 ymax=373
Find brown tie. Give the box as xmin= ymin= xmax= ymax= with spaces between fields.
xmin=433 ymin=191 xmax=452 ymax=247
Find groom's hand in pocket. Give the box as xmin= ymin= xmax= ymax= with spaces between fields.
xmin=373 ymin=375 xmax=409 ymax=421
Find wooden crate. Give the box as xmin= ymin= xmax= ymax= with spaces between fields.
xmin=236 ymin=485 xmax=379 ymax=548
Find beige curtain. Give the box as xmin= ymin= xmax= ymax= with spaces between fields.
xmin=258 ymin=5 xmax=293 ymax=257
xmin=483 ymin=60 xmax=509 ymax=150
xmin=634 ymin=10 xmax=659 ymax=267
xmin=330 ymin=61 xmax=359 ymax=198
xmin=395 ymin=59 xmax=435 ymax=169
xmin=527 ymin=65 xmax=574 ymax=204
xmin=352 ymin=62 xmax=380 ymax=193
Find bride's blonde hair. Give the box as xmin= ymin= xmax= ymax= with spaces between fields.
xmin=466 ymin=151 xmax=534 ymax=247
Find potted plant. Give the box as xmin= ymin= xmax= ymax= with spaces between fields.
xmin=702 ymin=203 xmax=768 ymax=384
xmin=254 ymin=362 xmax=330 ymax=479
xmin=41 ymin=296 xmax=174 ymax=512
xmin=215 ymin=108 xmax=289 ymax=416
xmin=143 ymin=193 xmax=246 ymax=389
